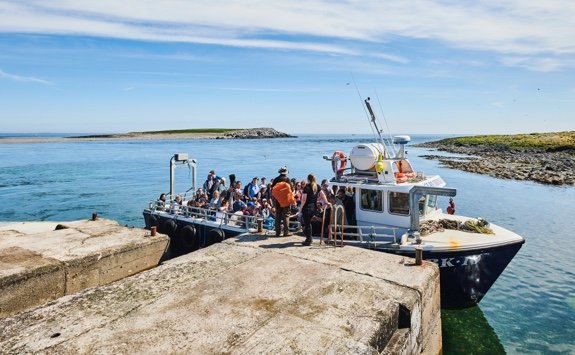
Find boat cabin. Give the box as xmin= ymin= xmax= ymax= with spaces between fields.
xmin=327 ymin=136 xmax=456 ymax=235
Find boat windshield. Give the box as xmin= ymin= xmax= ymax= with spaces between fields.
xmin=389 ymin=191 xmax=427 ymax=216
xmin=427 ymin=195 xmax=437 ymax=210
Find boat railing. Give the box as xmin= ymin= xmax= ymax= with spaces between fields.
xmin=322 ymin=223 xmax=401 ymax=248
xmin=147 ymin=199 xmax=300 ymax=233
xmin=315 ymin=204 xmax=400 ymax=247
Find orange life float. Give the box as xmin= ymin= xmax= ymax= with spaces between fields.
xmin=394 ymin=172 xmax=408 ymax=183
xmin=331 ymin=151 xmax=347 ymax=175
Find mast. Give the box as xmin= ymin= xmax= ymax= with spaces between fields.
xmin=364 ymin=97 xmax=393 ymax=158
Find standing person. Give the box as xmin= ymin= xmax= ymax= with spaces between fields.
xmin=271 ymin=166 xmax=292 ymax=237
xmin=299 ymin=174 xmax=329 ymax=246
xmin=259 ymin=177 xmax=268 ymax=191
xmin=321 ymin=179 xmax=333 ymax=200
xmin=203 ymin=171 xmax=216 ymax=199
xmin=217 ymin=177 xmax=228 ymax=198
xmin=343 ymin=187 xmax=357 ymax=228
xmin=293 ymin=181 xmax=303 ymax=206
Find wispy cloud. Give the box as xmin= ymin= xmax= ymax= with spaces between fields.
xmin=0 ymin=1 xmax=574 ymax=69
xmin=0 ymin=68 xmax=54 ymax=85
xmin=218 ymin=86 xmax=317 ymax=93
xmin=500 ymin=56 xmax=574 ymax=72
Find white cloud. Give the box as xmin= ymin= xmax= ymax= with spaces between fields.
xmin=0 ymin=0 xmax=574 ymax=69
xmin=0 ymin=68 xmax=54 ymax=85
xmin=500 ymin=56 xmax=574 ymax=72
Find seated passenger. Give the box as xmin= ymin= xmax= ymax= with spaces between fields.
xmin=232 ymin=194 xmax=247 ymax=212
xmin=208 ymin=190 xmax=221 ymax=210
xmin=243 ymin=201 xmax=256 ymax=216
xmin=157 ymin=193 xmax=167 ymax=210
xmin=169 ymin=195 xmax=182 ymax=214
xmin=260 ymin=198 xmax=272 ymax=218
xmin=195 ymin=188 xmax=208 ymax=202
xmin=215 ymin=199 xmax=229 ymax=222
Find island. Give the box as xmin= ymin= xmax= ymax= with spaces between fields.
xmin=416 ymin=131 xmax=575 ymax=185
xmin=0 ymin=128 xmax=295 ymax=144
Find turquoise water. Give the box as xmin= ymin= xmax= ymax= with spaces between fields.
xmin=0 ymin=134 xmax=573 ymax=354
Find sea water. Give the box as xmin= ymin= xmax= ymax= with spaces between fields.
xmin=0 ymin=134 xmax=573 ymax=354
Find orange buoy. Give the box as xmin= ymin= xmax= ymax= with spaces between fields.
xmin=394 ymin=172 xmax=407 ymax=183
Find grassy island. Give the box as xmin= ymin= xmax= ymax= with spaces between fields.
xmin=0 ymin=128 xmax=295 ymax=144
xmin=141 ymin=128 xmax=238 ymax=135
xmin=417 ymin=131 xmax=575 ymax=185
xmin=430 ymin=131 xmax=575 ymax=152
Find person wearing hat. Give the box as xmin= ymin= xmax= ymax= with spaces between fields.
xmin=271 ymin=166 xmax=292 ymax=237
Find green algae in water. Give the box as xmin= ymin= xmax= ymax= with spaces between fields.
xmin=442 ymin=306 xmax=505 ymax=355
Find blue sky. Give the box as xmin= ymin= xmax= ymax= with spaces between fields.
xmin=0 ymin=1 xmax=573 ymax=134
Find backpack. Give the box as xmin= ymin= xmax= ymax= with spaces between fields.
xmin=271 ymin=182 xmax=295 ymax=208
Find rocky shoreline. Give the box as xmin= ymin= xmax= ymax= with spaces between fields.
xmin=417 ymin=141 xmax=575 ymax=186
xmin=0 ymin=128 xmax=295 ymax=144
xmin=220 ymin=127 xmax=294 ymax=139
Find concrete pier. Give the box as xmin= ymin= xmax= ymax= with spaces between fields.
xmin=0 ymin=218 xmax=169 ymax=319
xmin=0 ymin=231 xmax=441 ymax=354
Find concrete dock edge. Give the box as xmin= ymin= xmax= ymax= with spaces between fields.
xmin=0 ymin=219 xmax=169 ymax=318
xmin=0 ymin=231 xmax=441 ymax=354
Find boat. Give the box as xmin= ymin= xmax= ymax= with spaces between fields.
xmin=143 ymin=98 xmax=524 ymax=308
xmin=142 ymin=153 xmax=272 ymax=260
xmin=317 ymin=97 xmax=524 ymax=308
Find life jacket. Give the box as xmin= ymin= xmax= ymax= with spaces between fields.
xmin=271 ymin=181 xmax=295 ymax=208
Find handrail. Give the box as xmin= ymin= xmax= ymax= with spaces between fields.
xmin=324 ymin=224 xmax=399 ymax=245
xmin=149 ymin=202 xmax=263 ymax=231
xmin=319 ymin=207 xmax=329 ymax=246
xmin=329 ymin=205 xmax=345 ymax=247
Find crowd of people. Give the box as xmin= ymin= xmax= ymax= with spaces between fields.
xmin=160 ymin=166 xmax=357 ymax=244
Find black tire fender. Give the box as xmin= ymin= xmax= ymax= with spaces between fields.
xmin=162 ymin=219 xmax=178 ymax=238
xmin=179 ymin=224 xmax=200 ymax=252
xmin=205 ymin=228 xmax=225 ymax=247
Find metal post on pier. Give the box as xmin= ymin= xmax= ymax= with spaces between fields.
xmin=415 ymin=246 xmax=423 ymax=266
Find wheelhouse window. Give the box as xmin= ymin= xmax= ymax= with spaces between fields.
xmin=427 ymin=195 xmax=437 ymax=210
xmin=360 ymin=189 xmax=383 ymax=212
xmin=389 ymin=192 xmax=410 ymax=215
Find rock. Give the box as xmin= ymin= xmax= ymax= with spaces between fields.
xmin=223 ymin=128 xmax=296 ymax=139
xmin=417 ymin=143 xmax=575 ymax=186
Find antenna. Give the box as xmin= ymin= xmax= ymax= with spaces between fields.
xmin=350 ymin=74 xmax=379 ymax=142
xmin=375 ymin=92 xmax=397 ymax=157
xmin=349 ymin=74 xmax=395 ymax=158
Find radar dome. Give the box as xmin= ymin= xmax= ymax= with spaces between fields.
xmin=392 ymin=135 xmax=411 ymax=144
